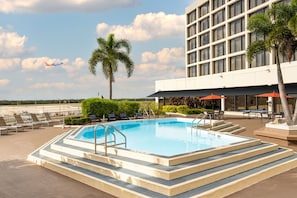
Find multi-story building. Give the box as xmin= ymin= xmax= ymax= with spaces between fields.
xmin=150 ymin=0 xmax=297 ymax=112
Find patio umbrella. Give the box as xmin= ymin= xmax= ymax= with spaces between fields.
xmin=256 ymin=91 xmax=292 ymax=98
xmin=200 ymin=94 xmax=226 ymax=110
xmin=200 ymin=93 xmax=226 ymax=101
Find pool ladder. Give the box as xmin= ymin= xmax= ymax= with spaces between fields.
xmin=93 ymin=124 xmax=127 ymax=156
xmin=191 ymin=113 xmax=213 ymax=133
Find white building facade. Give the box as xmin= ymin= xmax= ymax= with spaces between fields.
xmin=151 ymin=0 xmax=297 ymax=112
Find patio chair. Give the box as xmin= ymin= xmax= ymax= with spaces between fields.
xmin=43 ymin=112 xmax=62 ymax=125
xmin=0 ymin=127 xmax=8 ymax=136
xmin=89 ymin=114 xmax=100 ymax=122
xmin=14 ymin=114 xmax=41 ymax=129
xmin=0 ymin=116 xmax=24 ymax=133
xmin=30 ymin=113 xmax=51 ymax=127
xmin=108 ymin=113 xmax=117 ymax=121
xmin=119 ymin=113 xmax=129 ymax=120
xmin=135 ymin=112 xmax=144 ymax=119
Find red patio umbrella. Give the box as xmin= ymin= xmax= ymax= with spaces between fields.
xmin=199 ymin=93 xmax=226 ymax=100
xmin=200 ymin=93 xmax=226 ymax=110
xmin=256 ymin=91 xmax=292 ymax=98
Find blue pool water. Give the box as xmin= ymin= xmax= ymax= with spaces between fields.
xmin=75 ymin=118 xmax=248 ymax=156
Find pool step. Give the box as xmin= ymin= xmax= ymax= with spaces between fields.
xmin=198 ymin=120 xmax=246 ymax=134
xmin=27 ymin=130 xmax=297 ymax=197
xmin=48 ymin=139 xmax=278 ymax=180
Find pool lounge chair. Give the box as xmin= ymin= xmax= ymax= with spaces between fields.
xmin=0 ymin=127 xmax=8 ymax=136
xmin=14 ymin=114 xmax=41 ymax=129
xmin=30 ymin=113 xmax=51 ymax=127
xmin=119 ymin=113 xmax=129 ymax=120
xmin=135 ymin=112 xmax=144 ymax=119
xmin=44 ymin=112 xmax=62 ymax=125
xmin=0 ymin=116 xmax=24 ymax=133
xmin=89 ymin=114 xmax=100 ymax=122
xmin=108 ymin=113 xmax=117 ymax=121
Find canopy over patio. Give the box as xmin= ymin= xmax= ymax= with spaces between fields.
xmin=148 ymin=83 xmax=297 ymax=98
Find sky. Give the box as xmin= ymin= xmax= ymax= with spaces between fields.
xmin=0 ymin=0 xmax=194 ymax=100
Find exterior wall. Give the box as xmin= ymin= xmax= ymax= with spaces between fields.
xmin=155 ymin=0 xmax=297 ymax=93
xmin=155 ymin=62 xmax=297 ymax=91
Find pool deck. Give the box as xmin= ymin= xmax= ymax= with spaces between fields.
xmin=0 ymin=116 xmax=297 ymax=198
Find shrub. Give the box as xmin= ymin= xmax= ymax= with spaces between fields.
xmin=64 ymin=116 xmax=90 ymax=125
xmin=176 ymin=105 xmax=190 ymax=114
xmin=117 ymin=101 xmax=140 ymax=117
xmin=162 ymin=105 xmax=177 ymax=113
xmin=81 ymin=98 xmax=139 ymax=118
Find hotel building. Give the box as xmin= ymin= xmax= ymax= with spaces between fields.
xmin=150 ymin=0 xmax=297 ymax=112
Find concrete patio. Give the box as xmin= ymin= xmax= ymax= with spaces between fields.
xmin=0 ymin=116 xmax=296 ymax=198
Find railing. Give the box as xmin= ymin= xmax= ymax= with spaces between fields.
xmin=191 ymin=112 xmax=213 ymax=133
xmin=93 ymin=124 xmax=127 ymax=156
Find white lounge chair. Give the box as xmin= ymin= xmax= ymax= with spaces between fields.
xmin=0 ymin=116 xmax=24 ymax=133
xmin=14 ymin=114 xmax=41 ymax=129
xmin=30 ymin=113 xmax=51 ymax=127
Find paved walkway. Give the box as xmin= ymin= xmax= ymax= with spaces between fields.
xmin=0 ymin=117 xmax=297 ymax=198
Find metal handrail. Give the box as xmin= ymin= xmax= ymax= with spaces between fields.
xmin=94 ymin=124 xmax=107 ymax=154
xmin=104 ymin=125 xmax=127 ymax=156
xmin=191 ymin=112 xmax=213 ymax=133
xmin=93 ymin=123 xmax=127 ymax=156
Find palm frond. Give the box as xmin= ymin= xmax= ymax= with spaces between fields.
xmin=246 ymin=40 xmax=267 ymax=62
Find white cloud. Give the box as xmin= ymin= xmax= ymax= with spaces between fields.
xmin=0 ymin=58 xmax=21 ymax=70
xmin=142 ymin=47 xmax=184 ymax=64
xmin=62 ymin=57 xmax=85 ymax=75
xmin=96 ymin=12 xmax=185 ymax=41
xmin=0 ymin=27 xmax=29 ymax=57
xmin=0 ymin=79 xmax=10 ymax=86
xmin=21 ymin=57 xmax=48 ymax=71
xmin=0 ymin=0 xmax=139 ymax=13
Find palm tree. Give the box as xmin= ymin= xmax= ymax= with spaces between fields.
xmin=247 ymin=0 xmax=297 ymax=125
xmin=89 ymin=33 xmax=134 ymax=99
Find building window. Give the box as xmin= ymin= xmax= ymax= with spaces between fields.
xmin=249 ymin=7 xmax=267 ymax=17
xmin=213 ymin=9 xmax=225 ymax=26
xmin=200 ymin=48 xmax=210 ymax=61
xmin=249 ymin=32 xmax=269 ymax=67
xmin=213 ymin=25 xmax=225 ymax=41
xmin=230 ymin=36 xmax=245 ymax=53
xmin=230 ymin=55 xmax=246 ymax=71
xmin=200 ymin=63 xmax=210 ymax=76
xmin=213 ymin=0 xmax=225 ymax=10
xmin=188 ymin=38 xmax=197 ymax=50
xmin=200 ymin=17 xmax=209 ymax=31
xmin=213 ymin=59 xmax=226 ymax=73
xmin=229 ymin=0 xmax=244 ymax=18
xmin=250 ymin=52 xmax=269 ymax=67
xmin=188 ymin=52 xmax=197 ymax=64
xmin=249 ymin=0 xmax=267 ymax=10
xmin=200 ymin=2 xmax=209 ymax=17
xmin=280 ymin=51 xmax=297 ymax=63
xmin=200 ymin=33 xmax=209 ymax=46
xmin=187 ymin=10 xmax=196 ymax=24
xmin=188 ymin=66 xmax=197 ymax=77
xmin=187 ymin=24 xmax=196 ymax=37
xmin=214 ymin=42 xmax=225 ymax=57
xmin=229 ymin=17 xmax=245 ymax=35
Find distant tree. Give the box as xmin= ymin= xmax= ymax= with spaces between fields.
xmin=247 ymin=0 xmax=297 ymax=125
xmin=89 ymin=33 xmax=134 ymax=100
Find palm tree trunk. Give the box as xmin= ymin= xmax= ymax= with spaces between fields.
xmin=275 ymin=48 xmax=293 ymax=125
xmin=109 ymin=68 xmax=113 ymax=100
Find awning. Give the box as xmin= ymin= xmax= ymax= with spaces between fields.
xmin=148 ymin=83 xmax=297 ymax=98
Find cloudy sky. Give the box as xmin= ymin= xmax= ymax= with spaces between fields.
xmin=0 ymin=0 xmax=192 ymax=100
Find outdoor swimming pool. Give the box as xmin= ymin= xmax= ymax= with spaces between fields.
xmin=75 ymin=118 xmax=248 ymax=156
